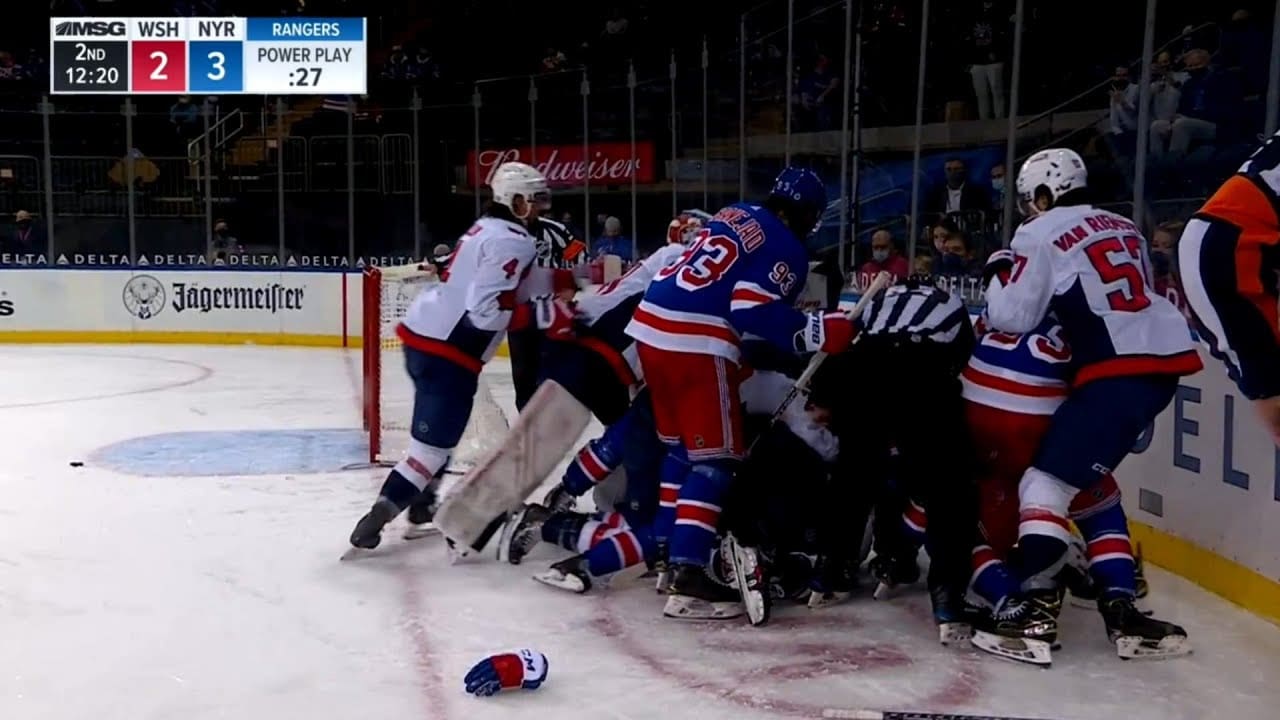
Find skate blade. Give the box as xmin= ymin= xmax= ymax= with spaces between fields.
xmin=872 ymin=581 xmax=902 ymax=601
xmin=971 ymin=630 xmax=1053 ymax=667
xmin=807 ymin=590 xmax=851 ymax=609
xmin=654 ymin=570 xmax=671 ymax=594
xmin=403 ymin=523 xmax=441 ymax=540
xmin=725 ymin=537 xmax=769 ymax=627
xmin=1116 ymin=634 xmax=1192 ymax=660
xmin=938 ymin=621 xmax=973 ymax=645
xmin=494 ymin=510 xmax=522 ymax=564
xmin=340 ymin=546 xmax=376 ymax=561
xmin=532 ymin=569 xmax=588 ymax=594
xmin=662 ymin=594 xmax=743 ymax=620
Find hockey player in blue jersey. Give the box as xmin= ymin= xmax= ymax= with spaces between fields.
xmin=624 ymin=167 xmax=856 ymax=620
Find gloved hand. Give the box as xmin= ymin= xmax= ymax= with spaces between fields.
xmin=982 ymin=249 xmax=1016 ymax=288
xmin=534 ymin=296 xmax=578 ymax=341
xmin=464 ymin=648 xmax=548 ymax=697
xmin=800 ymin=311 xmax=856 ymax=354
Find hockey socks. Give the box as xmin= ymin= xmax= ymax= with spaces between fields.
xmin=969 ymin=544 xmax=1021 ymax=611
xmin=1072 ymin=500 xmax=1137 ymax=600
xmin=669 ymin=463 xmax=733 ymax=567
xmin=538 ymin=510 xmax=654 ymax=576
xmin=561 ymin=415 xmax=632 ymax=497
xmin=654 ymin=446 xmax=690 ymax=543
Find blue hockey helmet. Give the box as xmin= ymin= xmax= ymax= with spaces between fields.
xmin=768 ymin=167 xmax=827 ymax=236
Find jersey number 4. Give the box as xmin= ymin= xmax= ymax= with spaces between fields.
xmin=1084 ymin=235 xmax=1150 ymax=312
xmin=655 ymin=230 xmax=740 ymax=291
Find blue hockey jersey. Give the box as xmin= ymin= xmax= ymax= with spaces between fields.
xmin=961 ymin=315 xmax=1075 ymax=415
xmin=624 ymin=203 xmax=810 ymax=363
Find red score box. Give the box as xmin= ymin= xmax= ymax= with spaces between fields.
xmin=130 ymin=41 xmax=188 ymax=93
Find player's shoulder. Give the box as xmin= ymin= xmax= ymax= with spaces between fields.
xmin=654 ymin=242 xmax=687 ymax=264
xmin=468 ymin=216 xmax=533 ymax=242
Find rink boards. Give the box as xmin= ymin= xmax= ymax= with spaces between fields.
xmin=0 ymin=266 xmax=1276 ymax=626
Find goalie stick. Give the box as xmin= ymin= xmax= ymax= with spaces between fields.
xmin=821 ymin=711 xmax=1055 ymax=720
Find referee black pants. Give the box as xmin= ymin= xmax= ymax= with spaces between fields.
xmin=824 ymin=337 xmax=978 ymax=595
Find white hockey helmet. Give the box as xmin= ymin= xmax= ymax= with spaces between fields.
xmin=1016 ymin=148 xmax=1087 ymax=215
xmin=490 ymin=161 xmax=550 ymax=218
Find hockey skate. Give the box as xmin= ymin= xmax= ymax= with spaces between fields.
xmin=723 ymin=534 xmax=770 ymax=626
xmin=532 ymin=554 xmax=592 ymax=594
xmin=663 ymin=563 xmax=744 ymax=620
xmin=403 ymin=489 xmax=440 ymax=540
xmin=930 ymin=583 xmax=977 ymax=645
xmin=1061 ymin=535 xmax=1101 ymax=608
xmin=652 ymin=541 xmax=671 ymax=594
xmin=496 ymin=504 xmax=551 ymax=565
xmin=342 ymin=499 xmax=398 ymax=559
xmin=970 ymin=590 xmax=1061 ymax=666
xmin=445 ymin=512 xmax=509 ymax=564
xmin=870 ymin=551 xmax=921 ymax=601
xmin=1099 ymin=596 xmax=1191 ymax=660
xmin=540 ymin=483 xmax=576 ymax=514
xmin=807 ymin=553 xmax=857 ymax=609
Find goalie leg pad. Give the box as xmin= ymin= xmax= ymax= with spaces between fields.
xmin=433 ymin=380 xmax=591 ymax=547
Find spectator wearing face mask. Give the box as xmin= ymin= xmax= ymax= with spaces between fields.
xmin=858 ymin=229 xmax=910 ymax=286
xmin=1149 ymin=220 xmax=1186 ymax=315
xmin=1149 ymin=49 xmax=1241 ymax=161
xmin=209 ymin=219 xmax=242 ymax=264
xmin=1149 ymin=51 xmax=1187 ymax=126
xmin=1107 ymin=66 xmax=1140 ymax=157
xmin=4 ymin=210 xmax=42 ymax=257
xmin=926 ymin=158 xmax=989 ymax=215
xmin=989 ymin=163 xmax=1006 ymax=213
xmin=934 ymin=230 xmax=980 ymax=279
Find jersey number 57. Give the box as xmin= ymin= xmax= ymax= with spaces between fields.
xmin=655 ymin=229 xmax=740 ymax=291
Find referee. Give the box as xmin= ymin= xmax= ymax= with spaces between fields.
xmin=810 ymin=274 xmax=976 ymax=629
xmin=508 ymin=216 xmax=587 ymax=410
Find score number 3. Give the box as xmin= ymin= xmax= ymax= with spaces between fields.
xmin=655 ymin=230 xmax=740 ymax=291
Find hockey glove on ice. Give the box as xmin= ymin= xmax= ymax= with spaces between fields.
xmin=800 ymin=311 xmax=856 ymax=354
xmin=464 ymin=648 xmax=548 ymax=697
xmin=982 ymin=249 xmax=1016 ymax=288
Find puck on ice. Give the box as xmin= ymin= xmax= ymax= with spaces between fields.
xmin=69 ymin=461 xmax=84 ymax=467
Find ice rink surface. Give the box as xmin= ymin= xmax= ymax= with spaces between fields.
xmin=3 ymin=344 xmax=1280 ymax=720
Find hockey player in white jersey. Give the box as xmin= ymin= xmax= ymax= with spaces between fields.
xmin=979 ymin=148 xmax=1201 ymax=646
xmin=347 ymin=162 xmax=573 ymax=552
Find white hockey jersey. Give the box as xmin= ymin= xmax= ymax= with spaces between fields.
xmin=985 ymin=204 xmax=1201 ymax=386
xmin=739 ymin=370 xmax=839 ymax=462
xmin=571 ymin=243 xmax=688 ymax=387
xmin=399 ymin=216 xmax=537 ymax=373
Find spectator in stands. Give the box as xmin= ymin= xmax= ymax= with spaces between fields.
xmin=209 ymin=219 xmax=241 ymax=264
xmin=989 ymin=162 xmax=1006 ymax=214
xmin=1149 ymin=51 xmax=1187 ymax=127
xmin=0 ymin=51 xmax=24 ymax=81
xmin=1218 ymin=9 xmax=1268 ymax=99
xmin=1107 ymin=65 xmax=1140 ymax=157
xmin=965 ymin=0 xmax=1009 ymax=119
xmin=797 ymin=54 xmax=841 ymax=131
xmin=170 ymin=96 xmax=200 ymax=140
xmin=382 ymin=46 xmax=412 ymax=81
xmin=3 ymin=210 xmax=40 ymax=256
xmin=603 ymin=7 xmax=629 ymax=37
xmin=541 ymin=47 xmax=568 ymax=73
xmin=926 ymin=158 xmax=989 ymax=215
xmin=423 ymin=243 xmax=452 ymax=276
xmin=859 ymin=229 xmax=910 ymax=286
xmin=1149 ymin=49 xmax=1239 ymax=161
xmin=913 ymin=251 xmax=935 ymax=276
xmin=409 ymin=47 xmax=440 ymax=84
xmin=935 ymin=230 xmax=980 ymax=279
xmin=1150 ymin=220 xmax=1187 ymax=314
xmin=931 ymin=218 xmax=961 ymax=254
xmin=592 ymin=216 xmax=633 ymax=261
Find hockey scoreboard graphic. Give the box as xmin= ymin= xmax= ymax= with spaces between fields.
xmin=49 ymin=17 xmax=367 ymax=95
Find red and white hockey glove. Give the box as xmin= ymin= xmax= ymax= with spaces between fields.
xmin=464 ymin=648 xmax=549 ymax=697
xmin=534 ymin=296 xmax=578 ymax=341
xmin=801 ymin=311 xmax=856 ymax=354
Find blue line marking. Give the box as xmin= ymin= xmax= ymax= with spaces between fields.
xmin=90 ymin=428 xmax=369 ymax=476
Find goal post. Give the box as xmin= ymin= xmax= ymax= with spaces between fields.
xmin=361 ymin=263 xmax=509 ymax=469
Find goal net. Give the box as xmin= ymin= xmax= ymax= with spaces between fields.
xmin=362 ymin=264 xmax=510 ymax=469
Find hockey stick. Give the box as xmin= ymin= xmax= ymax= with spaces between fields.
xmin=760 ymin=270 xmax=892 ymax=432
xmin=821 ymin=710 xmax=1054 ymax=720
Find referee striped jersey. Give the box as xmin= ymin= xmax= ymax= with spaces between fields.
xmin=858 ymin=282 xmax=971 ymax=344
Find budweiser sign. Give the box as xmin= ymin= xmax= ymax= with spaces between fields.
xmin=468 ymin=142 xmax=657 ymax=188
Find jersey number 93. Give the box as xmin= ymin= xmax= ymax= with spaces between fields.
xmin=655 ymin=230 xmax=740 ymax=291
